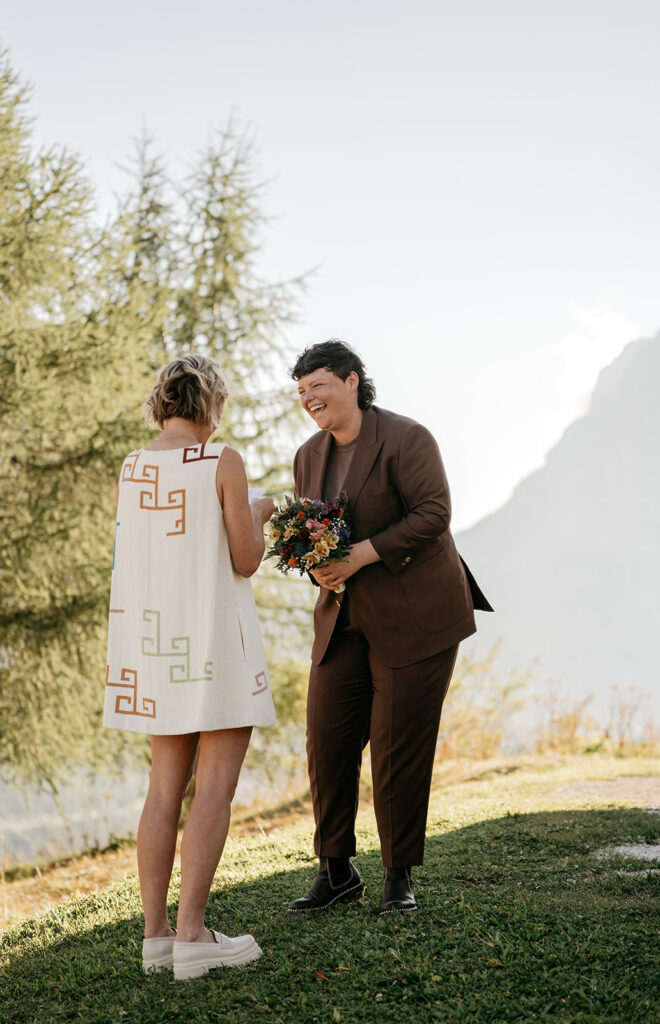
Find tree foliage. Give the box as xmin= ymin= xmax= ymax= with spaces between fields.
xmin=0 ymin=51 xmax=310 ymax=789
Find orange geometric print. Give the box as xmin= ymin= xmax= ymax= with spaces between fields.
xmin=106 ymin=664 xmax=156 ymax=718
xmin=121 ymin=452 xmax=186 ymax=536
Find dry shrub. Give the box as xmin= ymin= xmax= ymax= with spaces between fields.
xmin=439 ymin=648 xmax=659 ymax=761
xmin=603 ymin=685 xmax=660 ymax=756
xmin=532 ymin=684 xmax=660 ymax=757
xmin=532 ymin=692 xmax=601 ymax=754
xmin=437 ymin=643 xmax=529 ymax=760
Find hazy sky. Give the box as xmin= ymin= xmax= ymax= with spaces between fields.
xmin=3 ymin=0 xmax=659 ymax=528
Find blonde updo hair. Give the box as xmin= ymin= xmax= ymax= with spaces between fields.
xmin=145 ymin=354 xmax=229 ymax=429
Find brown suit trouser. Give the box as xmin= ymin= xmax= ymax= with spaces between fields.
xmin=306 ymin=593 xmax=458 ymax=867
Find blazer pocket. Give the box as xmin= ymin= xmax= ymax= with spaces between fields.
xmin=399 ymin=550 xmax=462 ymax=633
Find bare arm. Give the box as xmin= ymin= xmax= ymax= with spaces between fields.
xmin=217 ymin=447 xmax=274 ymax=578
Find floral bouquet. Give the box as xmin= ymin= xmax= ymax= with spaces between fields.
xmin=266 ymin=495 xmax=351 ymax=590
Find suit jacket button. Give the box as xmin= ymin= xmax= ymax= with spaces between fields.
xmin=335 ymin=599 xmax=341 ymax=608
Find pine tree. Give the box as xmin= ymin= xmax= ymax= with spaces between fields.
xmin=170 ymin=127 xmax=305 ymax=488
xmin=0 ymin=55 xmax=165 ymax=787
xmin=0 ymin=56 xmax=311 ymax=789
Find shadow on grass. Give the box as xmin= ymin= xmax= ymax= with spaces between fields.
xmin=1 ymin=807 xmax=659 ymax=1024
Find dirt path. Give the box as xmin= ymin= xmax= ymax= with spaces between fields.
xmin=554 ymin=775 xmax=660 ymax=807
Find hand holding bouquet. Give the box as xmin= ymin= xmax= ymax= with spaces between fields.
xmin=266 ymin=496 xmax=351 ymax=591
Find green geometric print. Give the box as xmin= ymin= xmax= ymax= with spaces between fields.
xmin=141 ymin=608 xmax=213 ymax=684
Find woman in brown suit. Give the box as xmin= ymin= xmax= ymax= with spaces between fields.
xmin=288 ymin=339 xmax=490 ymax=915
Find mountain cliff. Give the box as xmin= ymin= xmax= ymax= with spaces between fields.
xmin=456 ymin=332 xmax=660 ymax=720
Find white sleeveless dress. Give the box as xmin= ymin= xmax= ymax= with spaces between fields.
xmin=104 ymin=442 xmax=276 ymax=734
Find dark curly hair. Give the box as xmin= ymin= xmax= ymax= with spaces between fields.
xmin=289 ymin=339 xmax=376 ymax=411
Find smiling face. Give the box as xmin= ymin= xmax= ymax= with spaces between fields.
xmin=297 ymin=367 xmax=362 ymax=441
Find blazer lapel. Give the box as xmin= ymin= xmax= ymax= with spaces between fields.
xmin=341 ymin=407 xmax=383 ymax=505
xmin=305 ymin=430 xmax=333 ymax=500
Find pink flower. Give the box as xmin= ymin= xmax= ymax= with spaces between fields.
xmin=307 ymin=519 xmax=327 ymax=540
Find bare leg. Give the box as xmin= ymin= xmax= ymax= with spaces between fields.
xmin=176 ymin=726 xmax=252 ymax=942
xmin=137 ymin=732 xmax=199 ymax=938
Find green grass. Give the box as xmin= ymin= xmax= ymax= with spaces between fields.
xmin=1 ymin=756 xmax=659 ymax=1023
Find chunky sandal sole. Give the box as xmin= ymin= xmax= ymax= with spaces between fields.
xmin=142 ymin=952 xmax=174 ymax=973
xmin=173 ymin=940 xmax=262 ymax=980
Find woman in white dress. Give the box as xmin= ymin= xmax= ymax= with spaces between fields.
xmin=104 ymin=354 xmax=276 ymax=979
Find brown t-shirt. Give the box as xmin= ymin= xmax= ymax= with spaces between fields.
xmin=322 ymin=436 xmax=358 ymax=502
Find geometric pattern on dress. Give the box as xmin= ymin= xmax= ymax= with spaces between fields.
xmin=121 ymin=453 xmax=186 ymax=536
xmin=141 ymin=608 xmax=213 ymax=684
xmin=106 ymin=664 xmax=156 ymax=718
xmin=182 ymin=443 xmax=220 ymax=463
xmin=252 ymin=670 xmax=269 ymax=696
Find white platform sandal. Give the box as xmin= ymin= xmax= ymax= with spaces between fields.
xmin=173 ymin=930 xmax=262 ymax=980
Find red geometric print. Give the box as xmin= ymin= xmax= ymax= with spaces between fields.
xmin=252 ymin=671 xmax=269 ymax=696
xmin=182 ymin=443 xmax=220 ymax=463
xmin=121 ymin=453 xmax=186 ymax=536
xmin=106 ymin=664 xmax=156 ymax=718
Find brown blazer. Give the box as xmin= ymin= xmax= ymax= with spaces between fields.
xmin=293 ymin=406 xmax=479 ymax=668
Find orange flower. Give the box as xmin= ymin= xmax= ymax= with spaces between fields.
xmin=339 ymin=507 xmax=344 ymax=515
xmin=297 ymin=512 xmax=305 ymax=519
xmin=288 ymin=556 xmax=298 ymax=567
xmin=322 ymin=518 xmax=330 ymax=525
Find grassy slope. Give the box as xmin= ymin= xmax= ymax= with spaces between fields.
xmin=1 ymin=756 xmax=659 ymax=1024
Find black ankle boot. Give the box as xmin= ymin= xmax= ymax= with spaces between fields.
xmin=288 ymin=858 xmax=366 ymax=914
xmin=380 ymin=866 xmax=417 ymax=915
